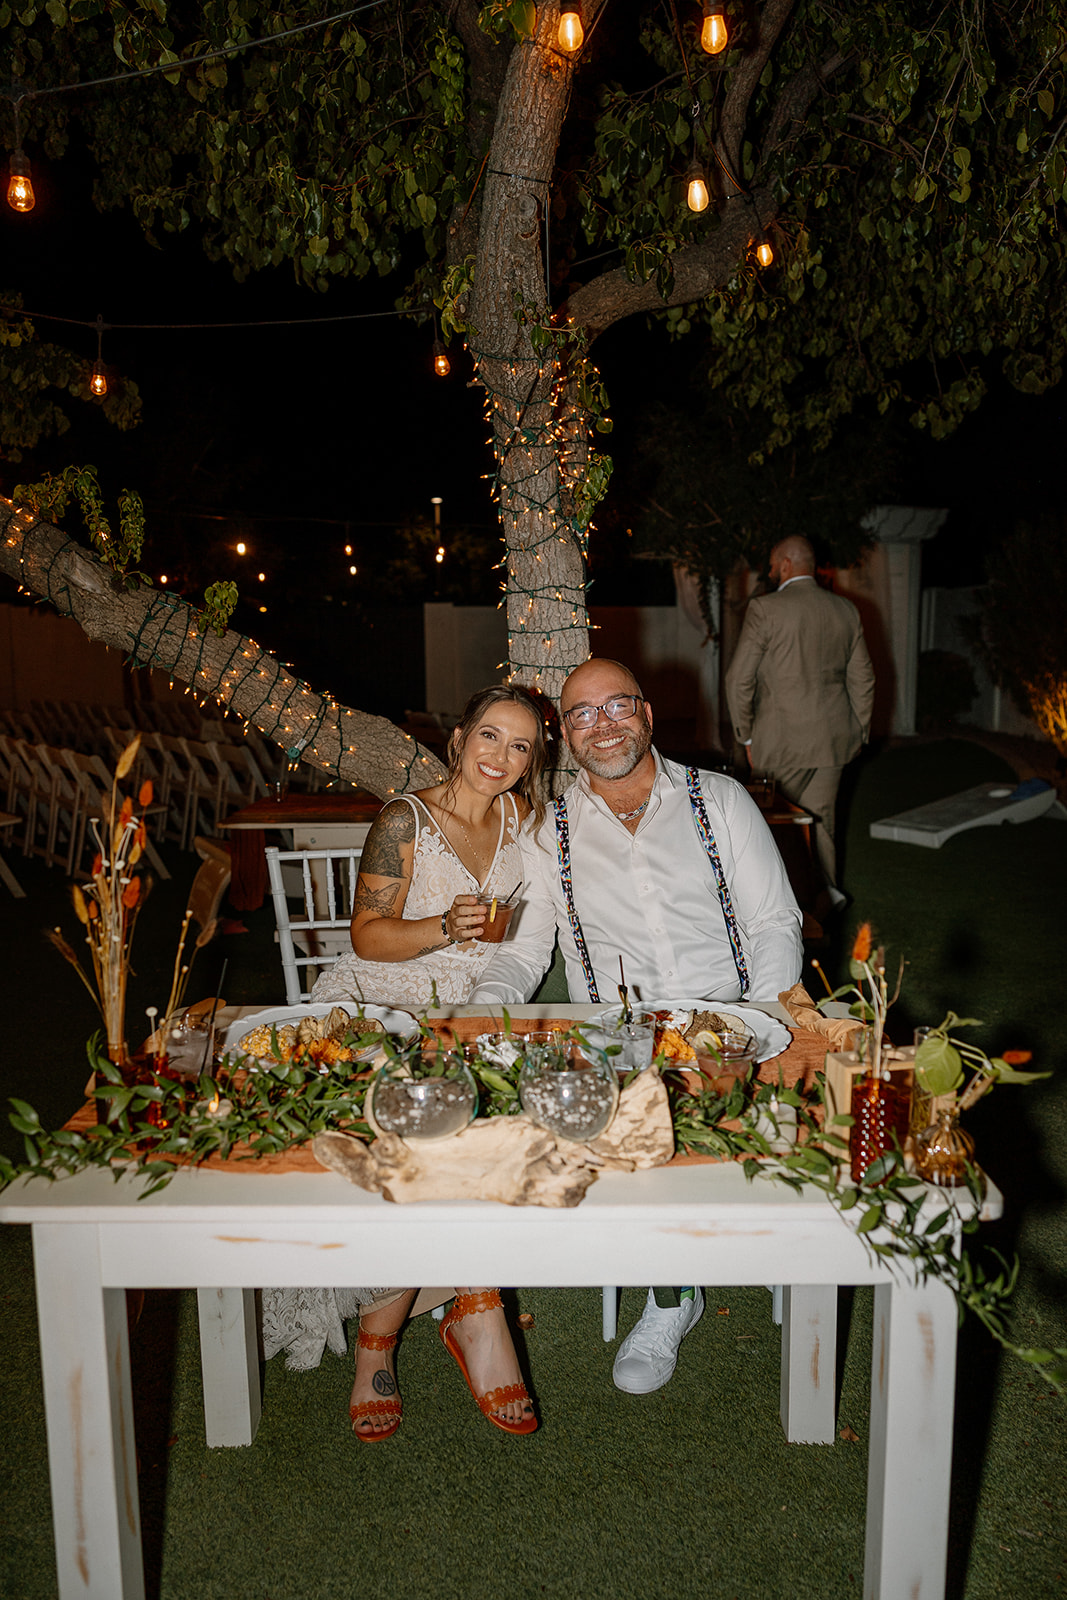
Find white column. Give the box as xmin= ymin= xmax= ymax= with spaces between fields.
xmin=857 ymin=505 xmax=947 ymax=737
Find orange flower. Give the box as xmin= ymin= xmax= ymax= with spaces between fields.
xmin=139 ymin=779 xmax=153 ymax=807
xmin=851 ymin=923 xmax=872 ymax=964
xmin=121 ymin=877 xmax=141 ymax=909
xmin=1001 ymin=1049 xmax=1032 ymax=1065
xmin=90 ymin=852 xmax=103 ymax=878
xmin=119 ymin=796 xmax=133 ymax=830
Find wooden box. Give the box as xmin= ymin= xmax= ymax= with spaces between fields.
xmin=823 ymin=1045 xmax=915 ymax=1134
xmin=823 ymin=1045 xmax=955 ymax=1167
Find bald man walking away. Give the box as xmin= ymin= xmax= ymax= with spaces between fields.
xmin=725 ymin=536 xmax=875 ymax=905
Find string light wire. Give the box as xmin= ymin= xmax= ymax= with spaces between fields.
xmin=6 ymin=0 xmax=392 ymax=105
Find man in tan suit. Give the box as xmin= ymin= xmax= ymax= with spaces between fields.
xmin=725 ymin=535 xmax=875 ymax=903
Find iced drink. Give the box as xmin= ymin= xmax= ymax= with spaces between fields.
xmin=477 ymin=892 xmax=516 ymax=943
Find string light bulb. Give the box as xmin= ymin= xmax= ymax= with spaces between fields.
xmin=88 ymin=312 xmax=108 ymax=397
xmin=6 ymin=148 xmax=34 ymax=212
xmin=558 ymin=3 xmax=583 ymax=52
xmin=432 ymin=339 xmax=451 ymax=378
xmin=700 ymin=1 xmax=728 ymax=54
xmin=754 ymin=234 xmax=774 ymax=268
xmin=686 ymin=158 xmax=710 ymax=213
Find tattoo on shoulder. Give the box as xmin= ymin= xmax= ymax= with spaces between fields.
xmin=361 ymin=802 xmax=415 ymax=880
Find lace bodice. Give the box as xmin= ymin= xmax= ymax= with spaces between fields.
xmin=310 ymin=791 xmax=524 ymax=1008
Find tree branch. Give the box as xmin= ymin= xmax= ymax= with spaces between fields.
xmin=719 ymin=0 xmax=799 ymax=175
xmin=761 ymin=48 xmax=853 ymax=168
xmin=0 ymin=498 xmax=446 ymax=797
xmin=560 ymin=187 xmax=776 ymax=339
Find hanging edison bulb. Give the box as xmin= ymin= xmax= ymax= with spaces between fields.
xmin=432 ymin=339 xmax=451 ymax=378
xmin=754 ymin=234 xmax=774 ymax=267
xmin=6 ymin=149 xmax=34 ymax=213
xmin=558 ymin=3 xmax=583 ymax=52
xmin=89 ymin=361 xmax=108 ymax=398
xmin=700 ymin=1 xmax=728 ymax=54
xmin=686 ymin=159 xmax=711 ymax=213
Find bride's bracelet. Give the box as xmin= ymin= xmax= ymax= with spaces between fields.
xmin=441 ymin=911 xmax=454 ymax=946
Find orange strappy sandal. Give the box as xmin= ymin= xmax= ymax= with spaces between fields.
xmin=439 ymin=1290 xmax=537 ymax=1436
xmin=350 ymin=1327 xmax=402 ymax=1442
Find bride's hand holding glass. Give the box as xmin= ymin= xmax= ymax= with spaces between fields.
xmin=442 ymin=894 xmax=487 ymax=944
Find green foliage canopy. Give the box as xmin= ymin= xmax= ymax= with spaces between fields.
xmin=2 ymin=1 xmax=1064 ymax=448
xmin=1 ymin=0 xmax=1065 ymax=668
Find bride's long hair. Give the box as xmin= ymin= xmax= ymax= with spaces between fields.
xmin=442 ymin=684 xmax=550 ymax=829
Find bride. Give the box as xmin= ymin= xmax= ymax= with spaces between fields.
xmin=263 ymin=684 xmax=548 ymax=1439
xmin=311 ymin=682 xmax=546 ymax=1008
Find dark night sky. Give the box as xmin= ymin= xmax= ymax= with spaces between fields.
xmin=4 ymin=135 xmax=1065 ymax=616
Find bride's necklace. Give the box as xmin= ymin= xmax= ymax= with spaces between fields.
xmin=449 ymin=800 xmax=495 ymax=866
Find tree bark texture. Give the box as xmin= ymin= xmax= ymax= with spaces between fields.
xmin=468 ymin=5 xmax=605 ymax=705
xmin=0 ymin=498 xmax=446 ymax=798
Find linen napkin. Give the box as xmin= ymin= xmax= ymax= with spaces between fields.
xmin=778 ymin=981 xmax=862 ymax=1050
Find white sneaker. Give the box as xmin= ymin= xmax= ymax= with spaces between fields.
xmin=612 ymin=1288 xmax=705 ymax=1394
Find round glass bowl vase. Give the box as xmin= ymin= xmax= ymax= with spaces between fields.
xmin=518 ymin=1045 xmax=620 ymax=1143
xmin=914 ymin=1107 xmax=976 ymax=1189
xmin=366 ymin=1051 xmax=478 ymax=1142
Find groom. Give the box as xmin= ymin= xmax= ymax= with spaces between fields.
xmin=471 ymin=656 xmax=802 ymax=1392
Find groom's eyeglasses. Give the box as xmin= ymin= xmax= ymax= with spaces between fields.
xmin=563 ymin=695 xmax=644 ymax=730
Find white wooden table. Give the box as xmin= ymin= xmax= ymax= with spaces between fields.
xmin=0 ymin=1003 xmax=992 ymax=1600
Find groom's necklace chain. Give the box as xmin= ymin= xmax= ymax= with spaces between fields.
xmin=613 ymin=797 xmax=649 ymax=822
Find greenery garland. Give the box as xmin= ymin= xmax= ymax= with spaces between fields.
xmin=1 ymin=1019 xmax=1063 ymax=1396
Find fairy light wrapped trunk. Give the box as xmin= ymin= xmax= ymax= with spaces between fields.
xmin=466 ymin=3 xmax=596 ymax=708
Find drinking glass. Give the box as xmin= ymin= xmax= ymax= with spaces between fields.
xmin=159 ymin=1014 xmax=215 ymax=1080
xmin=476 ymin=891 xmax=517 ymax=943
xmin=613 ymin=1020 xmax=655 ymax=1073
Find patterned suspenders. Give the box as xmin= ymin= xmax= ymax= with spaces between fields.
xmin=553 ymin=768 xmax=751 ymax=1003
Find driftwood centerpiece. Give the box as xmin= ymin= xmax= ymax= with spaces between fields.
xmin=311 ymin=1071 xmax=674 ymax=1207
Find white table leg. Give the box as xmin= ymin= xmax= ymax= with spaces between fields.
xmin=33 ymin=1224 xmax=145 ymax=1600
xmin=196 ymin=1288 xmax=262 ymax=1447
xmin=602 ymin=1286 xmax=618 ymax=1341
xmin=864 ymin=1275 xmax=957 ymax=1600
xmin=779 ymin=1284 xmax=838 ymax=1444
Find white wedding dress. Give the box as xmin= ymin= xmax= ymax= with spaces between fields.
xmin=309 ymin=792 xmax=523 ymax=1007
xmin=262 ymin=790 xmax=525 ymax=1369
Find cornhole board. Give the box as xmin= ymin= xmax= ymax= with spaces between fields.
xmin=870 ymin=778 xmax=1062 ymax=849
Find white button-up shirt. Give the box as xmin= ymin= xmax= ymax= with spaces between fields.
xmin=469 ymin=752 xmax=803 ymax=1008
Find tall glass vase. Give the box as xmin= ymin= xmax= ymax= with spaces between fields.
xmin=849 ymin=1070 xmax=909 ymax=1183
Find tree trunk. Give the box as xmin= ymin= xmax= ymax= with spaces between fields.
xmin=0 ymin=498 xmax=446 ymax=797
xmin=467 ymin=5 xmax=603 ymax=705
